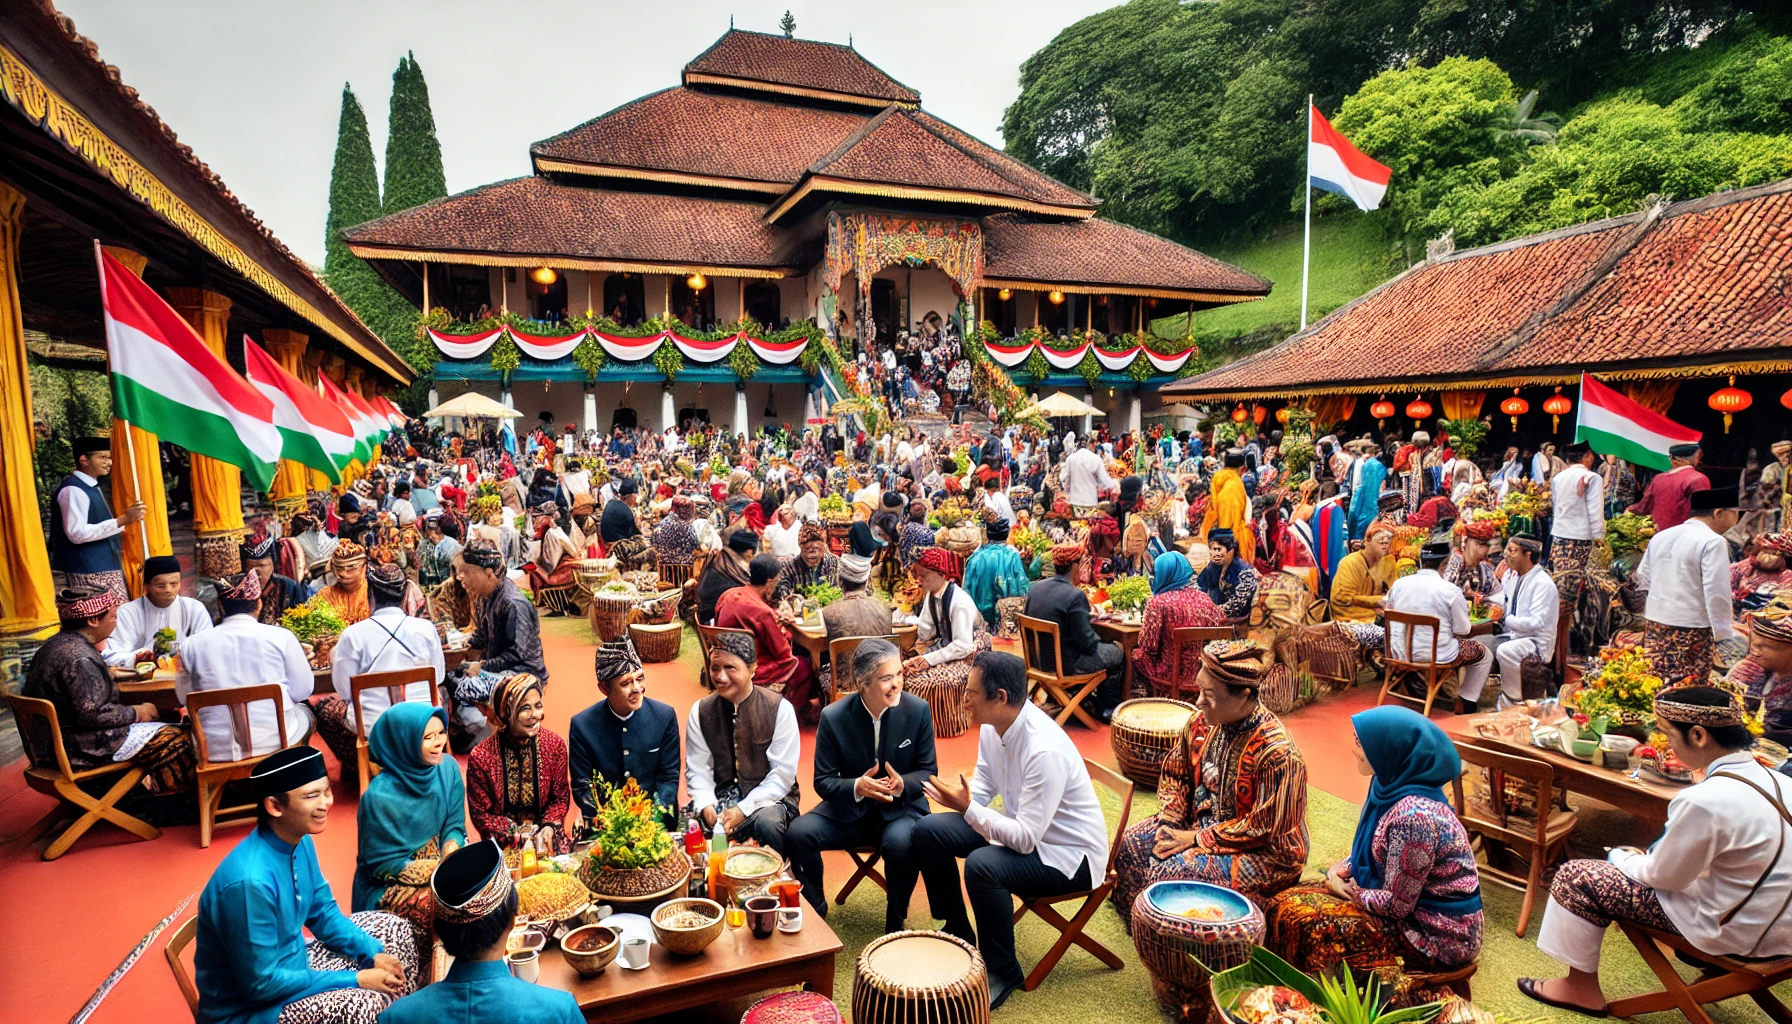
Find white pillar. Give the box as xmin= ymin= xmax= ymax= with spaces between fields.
xmin=1128 ymin=392 xmax=1143 ymax=435
xmin=583 ymin=388 xmax=598 ymax=433
xmin=1083 ymin=390 xmax=1095 ymax=438
xmin=803 ymin=390 xmax=817 ymax=424
xmin=661 ymin=386 xmax=676 ymax=433
xmin=427 ymin=387 xmax=439 ymax=412
xmin=500 ymin=388 xmax=513 ymax=411
xmin=734 ymin=386 xmax=750 ymax=438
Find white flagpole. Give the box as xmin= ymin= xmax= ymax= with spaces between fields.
xmin=94 ymin=240 xmax=150 ymax=559
xmin=1300 ymin=95 xmax=1313 ymax=331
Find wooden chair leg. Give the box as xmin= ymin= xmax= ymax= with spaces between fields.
xmin=1609 ymin=924 xmax=1723 ymax=1024
xmin=13 ymin=802 xmax=77 ymax=848
xmin=1516 ymin=843 xmax=1545 ymax=937
xmin=1751 ymin=987 xmax=1792 ymax=1024
xmin=199 ymin=779 xmax=231 ymax=849
xmin=44 ymin=770 xmax=159 ymax=860
xmin=1057 ymin=682 xmax=1102 ymax=730
xmin=1021 ymin=893 xmax=1123 ymax=992
xmin=835 ymin=850 xmax=886 ymax=906
xmin=357 ymin=746 xmax=372 ymax=793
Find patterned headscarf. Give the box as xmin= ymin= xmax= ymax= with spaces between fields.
xmin=220 ymin=571 xmax=262 ymax=602
xmin=593 ymin=638 xmax=644 ymax=682
xmin=1364 ymin=520 xmax=1398 ymax=542
xmin=798 ymin=521 xmax=826 ymax=545
xmin=461 ymin=539 xmax=504 ymax=571
xmin=709 ymin=630 xmax=757 ymax=666
xmin=57 ymin=586 xmax=120 ymax=621
xmin=914 ymin=546 xmax=963 ymax=582
xmin=367 ymin=562 xmax=408 ymax=600
xmin=1051 ymin=540 xmax=1087 ymax=571
xmin=1654 ymin=687 xmax=1745 ymax=728
xmin=433 ymin=839 xmax=514 ymax=925
xmin=489 ymin=673 xmax=544 ymax=730
xmin=330 ymin=541 xmax=367 ymax=571
xmin=1760 ymin=533 xmax=1792 ymax=557
xmin=240 ymin=530 xmax=277 ymax=562
xmin=1199 ymin=639 xmax=1273 ymax=691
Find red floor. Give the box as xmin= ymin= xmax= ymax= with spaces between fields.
xmin=0 ymin=624 xmax=1374 ymax=1023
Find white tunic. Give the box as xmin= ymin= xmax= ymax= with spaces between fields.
xmin=1634 ymin=518 xmax=1737 ymax=638
xmin=176 ymin=614 xmax=314 ymax=762
xmin=1384 ymin=568 xmax=1470 ymax=664
xmin=1490 ymin=563 xmax=1558 ymax=650
xmin=101 ymin=595 xmax=214 ymax=667
xmin=965 ymin=702 xmax=1109 ymax=881
xmin=329 ymin=606 xmax=445 ymax=732
xmin=1549 ymin=464 xmax=1605 ymax=541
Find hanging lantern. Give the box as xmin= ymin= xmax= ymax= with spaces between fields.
xmin=1781 ymin=386 xmax=1792 ymax=412
xmin=686 ymin=272 xmax=707 ymax=291
xmin=1275 ymin=406 xmax=1290 ymax=425
xmin=1405 ymin=395 xmax=1433 ymax=427
xmin=997 ymin=288 xmax=1012 ymax=301
xmin=1048 ymin=290 xmax=1066 ymax=305
xmin=529 ymin=266 xmax=557 ymax=285
xmin=1500 ymin=389 xmax=1530 ymax=431
xmin=1252 ymin=405 xmax=1267 ymax=426
xmin=1542 ymin=387 xmax=1573 ymax=432
xmin=1231 ymin=403 xmax=1249 ymax=424
xmin=1709 ymin=375 xmax=1753 ymax=433
xmin=1369 ymin=395 xmax=1396 ymax=428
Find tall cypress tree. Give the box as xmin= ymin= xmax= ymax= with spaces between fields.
xmin=383 ymin=53 xmax=448 ymax=215
xmin=323 ymin=84 xmax=413 ymax=356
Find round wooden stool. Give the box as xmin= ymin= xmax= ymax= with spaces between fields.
xmin=852 ymin=930 xmax=989 ymax=1024
xmin=1131 ymin=881 xmax=1263 ymax=1020
xmin=1109 ymin=698 xmax=1196 ymax=788
xmin=741 ymin=991 xmax=841 ymax=1024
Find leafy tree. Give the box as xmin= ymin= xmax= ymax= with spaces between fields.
xmin=383 ymin=54 xmax=448 ymax=216
xmin=1498 ymin=91 xmax=1561 ymax=146
xmin=780 ymin=11 xmax=795 ymax=38
xmin=324 ymin=85 xmax=413 ymax=357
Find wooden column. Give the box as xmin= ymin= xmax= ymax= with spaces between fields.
xmin=0 ymin=184 xmax=55 ymax=632
xmin=262 ymin=329 xmax=311 ymax=505
xmin=167 ymin=287 xmax=242 ymax=576
xmin=301 ymin=349 xmax=332 ymax=492
xmin=102 ymin=245 xmax=172 ymax=599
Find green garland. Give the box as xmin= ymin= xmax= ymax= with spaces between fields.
xmin=729 ymin=340 xmax=761 ymax=382
xmin=488 ymin=332 xmax=520 ymax=377
xmin=1127 ymin=354 xmax=1155 ymax=383
xmin=571 ymin=334 xmax=606 ymax=382
xmin=1022 ymin=348 xmax=1050 ymax=384
xmin=652 ymin=339 xmax=683 ymax=382
xmin=1076 ymin=348 xmax=1102 ymax=386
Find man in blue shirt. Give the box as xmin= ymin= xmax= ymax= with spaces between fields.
xmin=196 ymin=747 xmax=416 ymax=1024
xmin=377 ymin=840 xmax=582 ymax=1024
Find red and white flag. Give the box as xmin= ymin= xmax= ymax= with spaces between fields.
xmin=1309 ymin=104 xmax=1391 ymax=212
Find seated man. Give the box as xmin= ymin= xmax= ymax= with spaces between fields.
xmin=685 ymin=633 xmax=800 ymax=851
xmin=314 ymin=563 xmax=444 ymax=781
xmin=1728 ymin=608 xmax=1792 ymax=743
xmin=569 ymin=639 xmax=681 ymax=825
xmin=1473 ymin=534 xmax=1559 ymax=707
xmin=377 ymin=840 xmax=581 ymax=1024
xmin=196 ymin=747 xmax=416 ymax=1024
xmin=601 ymin=477 xmax=654 ymax=570
xmin=1329 ymin=521 xmax=1397 ymax=649
xmin=912 ymin=652 xmax=1110 ymax=1009
xmin=697 ymin=530 xmax=758 ymax=626
xmin=22 ymin=586 xmax=194 ymax=795
xmin=522 ymin=503 xmax=580 ymax=611
xmin=449 ymin=540 xmax=546 ymax=750
xmin=1195 ymin=529 xmax=1260 ymax=625
xmin=775 ymin=522 xmax=840 ymax=604
xmin=785 ymin=638 xmax=937 ymax=928
xmin=652 ymin=494 xmax=702 ymax=567
xmin=905 ymin=547 xmax=990 ymax=694
xmin=241 ymin=533 xmax=311 ymax=627
xmin=1521 ymin=686 xmax=1792 ymax=1016
xmin=822 ymin=554 xmax=893 ymax=643
xmin=1021 ymin=540 xmax=1124 ymax=715
xmin=101 ymin=554 xmax=212 ymax=667
xmin=314 ymin=540 xmax=372 ymax=625
xmin=178 ymin=571 xmax=317 ymax=761
xmin=1112 ymin=639 xmax=1308 ymax=917
xmin=1384 ymin=542 xmax=1491 ymax=709
xmin=715 ymin=553 xmax=819 ymax=720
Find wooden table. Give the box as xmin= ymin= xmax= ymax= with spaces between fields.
xmin=1093 ymin=619 xmax=1141 ymax=699
xmin=787 ymin=622 xmax=917 ymax=677
xmin=1442 ymin=713 xmax=1683 ymax=829
xmin=121 ymin=644 xmax=468 ymax=712
xmin=536 ymin=898 xmax=841 ymax=1022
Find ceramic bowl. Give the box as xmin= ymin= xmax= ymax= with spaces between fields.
xmin=559 ymin=924 xmax=619 ymax=978
xmin=651 ymin=897 xmax=724 ymax=956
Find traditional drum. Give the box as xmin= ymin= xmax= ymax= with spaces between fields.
xmin=589 ymin=590 xmax=639 ymax=642
xmin=741 ymin=991 xmax=843 ymax=1024
xmin=907 ymin=676 xmax=970 ymax=739
xmin=628 ymin=621 xmax=683 ymax=663
xmin=1110 ymin=698 xmax=1197 ymax=788
xmin=852 ymin=930 xmax=989 ymax=1024
xmin=1131 ymin=880 xmax=1264 ymax=1020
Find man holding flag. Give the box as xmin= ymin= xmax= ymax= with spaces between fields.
xmin=50 ymin=438 xmax=146 ymax=600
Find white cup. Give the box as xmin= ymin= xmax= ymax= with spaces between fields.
xmin=506 ymin=949 xmax=539 ymax=983
xmin=620 ymin=936 xmax=651 ymax=969
xmin=776 ymin=906 xmax=802 ymax=933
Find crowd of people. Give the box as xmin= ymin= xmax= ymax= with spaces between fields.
xmin=21 ymin=401 xmax=1792 ymax=1021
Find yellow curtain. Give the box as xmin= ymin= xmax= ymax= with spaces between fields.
xmin=168 ymin=288 xmax=243 ymax=537
xmin=1441 ymin=390 xmax=1487 ymax=421
xmin=0 ymin=184 xmax=56 ymax=634
xmin=1621 ymin=380 xmax=1681 ymax=415
xmin=102 ymin=247 xmax=171 ymax=600
xmin=1307 ymin=394 xmax=1357 ymax=428
xmin=262 ymin=329 xmax=311 ymax=502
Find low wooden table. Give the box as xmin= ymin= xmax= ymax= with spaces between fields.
xmin=117 ymin=671 xmax=180 ymax=713
xmin=1442 ymin=713 xmax=1683 ymax=830
xmin=788 ymin=622 xmax=918 ymax=681
xmin=1093 ymin=619 xmax=1141 ymax=698
xmin=536 ymin=898 xmax=842 ymax=1022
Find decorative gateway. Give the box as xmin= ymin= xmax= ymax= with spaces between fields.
xmin=822 ymin=211 xmax=985 ymax=311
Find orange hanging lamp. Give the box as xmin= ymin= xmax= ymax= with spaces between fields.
xmin=1231 ymin=403 xmax=1249 ymax=424
xmin=1370 ymin=395 xmax=1396 ymax=428
xmin=1252 ymin=404 xmax=1268 ymax=426
xmin=1405 ymin=395 xmax=1433 ymax=428
xmin=1275 ymin=406 xmax=1291 ymax=425
xmin=1500 ymin=389 xmax=1530 ymax=431
xmin=1543 ymin=387 xmax=1573 ymax=433
xmin=1781 ymin=386 xmax=1792 ymax=412
xmin=1709 ymin=376 xmax=1752 ymax=433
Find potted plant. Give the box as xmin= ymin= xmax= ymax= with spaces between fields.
xmin=1206 ymin=946 xmax=1443 ymax=1024
xmin=1568 ymin=644 xmax=1662 ymax=739
xmin=575 ymin=778 xmax=687 ymax=903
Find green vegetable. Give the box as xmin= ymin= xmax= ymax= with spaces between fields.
xmin=801 ymin=582 xmax=843 ymax=607
xmin=152 ymin=627 xmax=179 ymax=656
xmin=280 ymin=601 xmax=348 ymax=643
xmin=1106 ymin=575 xmax=1153 ymax=612
xmin=1606 ymin=512 xmax=1657 ymax=556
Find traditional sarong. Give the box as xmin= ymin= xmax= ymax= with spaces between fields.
xmin=905 ymin=629 xmax=992 ymax=739
xmin=1547 ymin=859 xmax=1675 ymax=933
xmin=310 ymin=695 xmax=359 ymax=784
xmin=1551 ymin=537 xmax=1595 ymax=604
xmin=276 ymin=911 xmax=418 ymax=1024
xmin=1642 ymin=620 xmax=1716 ymax=685
xmin=129 ymin=720 xmax=197 ymax=794
xmin=375 ymin=838 xmax=441 ymax=955
xmin=1264 ymin=885 xmax=1433 ymax=973
xmin=608 ymin=534 xmax=656 ymax=570
xmin=1395 ymin=639 xmax=1487 ymax=703
xmin=53 ymin=568 xmax=127 ymax=602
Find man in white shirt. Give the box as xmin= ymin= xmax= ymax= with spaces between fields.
xmin=387 ymin=481 xmax=418 ymax=528
xmin=905 ymin=548 xmax=986 ymax=685
xmin=176 ymin=570 xmax=315 ymax=762
xmin=1525 ymin=686 xmax=1792 ymax=1015
xmin=1061 ymin=438 xmax=1117 ymax=511
xmin=49 ymin=437 xmax=147 ymax=598
xmin=314 ymin=563 xmax=444 ymax=780
xmin=981 ymin=476 xmax=1016 ymax=528
xmin=1384 ymin=543 xmax=1491 ymax=708
xmin=1549 ymin=442 xmax=1604 ymax=583
xmin=914 ymin=651 xmax=1109 ymax=1009
xmin=1633 ymin=486 xmax=1740 ymax=685
xmin=102 ymin=554 xmax=212 ymax=667
xmin=1476 ymin=534 xmax=1560 ymax=706
xmin=686 ymin=632 xmax=801 ymax=850
xmin=761 ymin=505 xmax=803 ymax=558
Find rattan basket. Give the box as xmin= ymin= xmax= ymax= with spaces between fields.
xmin=852 ymin=930 xmax=989 ymax=1024
xmin=628 ymin=621 xmax=683 ymax=663
xmin=590 ymin=591 xmax=640 ymax=642
xmin=1109 ymin=698 xmax=1195 ymax=788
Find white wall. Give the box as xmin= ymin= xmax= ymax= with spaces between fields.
xmin=908 ymin=269 xmax=959 ymax=332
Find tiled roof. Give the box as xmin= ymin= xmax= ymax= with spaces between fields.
xmin=532 ymin=88 xmax=871 ymax=187
xmin=684 ymin=29 xmax=919 ymax=105
xmin=983 ymin=214 xmax=1271 ymax=297
xmin=342 ymin=177 xmax=797 ymax=270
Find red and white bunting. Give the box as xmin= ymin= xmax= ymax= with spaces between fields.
xmin=508 ymin=328 xmax=585 ymax=361
xmin=592 ymin=331 xmax=664 ymax=362
xmin=979 ymin=338 xmax=1195 ymax=375
xmin=1143 ymin=346 xmax=1197 ymax=373
xmin=745 ymin=334 xmax=807 ymax=365
xmin=1093 ymin=344 xmax=1142 ymax=371
xmin=428 ymin=327 xmax=503 ymax=360
xmin=669 ymin=334 xmax=737 ymax=363
xmin=1038 ymin=340 xmax=1091 ymax=371
xmin=984 ymin=339 xmax=1035 ymax=368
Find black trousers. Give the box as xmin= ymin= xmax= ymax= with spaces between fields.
xmin=784 ymin=808 xmax=923 ymax=926
xmin=911 ymin=813 xmax=1092 ymax=986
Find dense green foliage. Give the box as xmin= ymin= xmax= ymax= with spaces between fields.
xmin=30 ymin=362 xmax=112 ymax=525
xmin=323 ymin=85 xmax=413 ymax=360
xmin=382 ymin=53 xmax=448 ymax=216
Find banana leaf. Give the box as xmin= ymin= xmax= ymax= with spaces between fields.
xmin=1199 ymin=946 xmax=1442 ymax=1024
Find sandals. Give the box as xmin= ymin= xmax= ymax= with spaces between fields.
xmin=1517 ymin=977 xmax=1609 ymax=1017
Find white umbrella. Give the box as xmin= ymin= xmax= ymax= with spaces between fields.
xmin=1017 ymin=391 xmax=1102 ymax=419
xmin=422 ymin=392 xmax=522 ymax=420
xmin=1145 ymin=403 xmax=1200 ymax=420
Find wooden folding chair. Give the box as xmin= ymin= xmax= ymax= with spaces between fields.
xmin=1378 ymin=610 xmax=1459 ymax=717
xmin=1450 ymin=740 xmax=1576 ymax=937
xmin=835 ymin=846 xmax=888 ymax=905
xmin=1610 ymin=921 xmax=1792 ymax=1024
xmin=5 ymin=694 xmax=161 ymax=860
xmin=187 ymin=684 xmax=290 ymax=848
xmin=659 ymin=561 xmax=693 ymax=591
xmin=827 ymin=634 xmax=897 ymax=703
xmin=164 ymin=914 xmax=201 ymax=1021
xmin=350 ymin=668 xmax=442 ymax=792
xmin=1019 ymin=615 xmax=1106 ymax=729
xmin=894 ymin=623 xmax=919 ymax=654
xmin=1012 ymin=758 xmax=1135 ymax=990
xmin=1165 ymin=626 xmax=1233 ymax=701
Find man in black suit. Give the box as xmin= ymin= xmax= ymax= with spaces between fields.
xmin=1021 ymin=540 xmax=1123 ymax=699
xmin=784 ymin=637 xmax=937 ymax=930
xmin=568 ymin=639 xmax=682 ymax=827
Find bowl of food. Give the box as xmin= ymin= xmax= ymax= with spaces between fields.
xmin=651 ymin=898 xmax=724 ymax=956
xmin=718 ymin=844 xmax=784 ymax=904
xmin=134 ymin=660 xmax=157 ymax=681
xmin=559 ymin=923 xmax=620 ymax=978
xmin=515 ymin=870 xmax=594 ymax=925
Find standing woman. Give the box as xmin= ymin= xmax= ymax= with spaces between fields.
xmin=1264 ymin=706 xmax=1483 ymax=973
xmin=466 ymin=673 xmax=571 ymax=855
xmin=1134 ymin=551 xmax=1226 ymax=698
xmin=355 ymin=702 xmax=466 ymax=953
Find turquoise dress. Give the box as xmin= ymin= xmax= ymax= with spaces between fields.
xmin=962 ymin=543 xmax=1032 ymax=628
xmin=375 ymin=958 xmax=581 ymax=1024
xmin=354 ymin=703 xmax=468 ymax=912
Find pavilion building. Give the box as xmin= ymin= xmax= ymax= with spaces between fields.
xmin=343 ymin=28 xmax=1268 ymax=436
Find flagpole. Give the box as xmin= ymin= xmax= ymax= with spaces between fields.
xmin=94 ymin=240 xmax=150 ymax=560
xmin=1301 ymin=95 xmax=1313 ymax=331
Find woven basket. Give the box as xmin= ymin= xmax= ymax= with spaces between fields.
xmin=1258 ymin=663 xmax=1300 ymax=715
xmin=1131 ymin=881 xmax=1263 ymax=1018
xmin=622 ymin=570 xmax=661 ymax=592
xmin=590 ymin=592 xmax=639 ymax=642
xmin=852 ymin=930 xmax=989 ymax=1024
xmin=628 ymin=622 xmax=683 ymax=663
xmin=1110 ymin=698 xmax=1195 ymax=788
xmin=577 ymin=851 xmax=691 ymax=902
xmin=742 ymin=991 xmax=843 ymax=1024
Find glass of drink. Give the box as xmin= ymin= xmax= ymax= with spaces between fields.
xmin=773 ymin=877 xmax=801 ymax=909
xmin=746 ymin=895 xmax=779 ymax=939
xmin=726 ymin=898 xmax=746 ymax=930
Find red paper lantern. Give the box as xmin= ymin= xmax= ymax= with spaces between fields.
xmin=1370 ymin=395 xmax=1396 ymax=427
xmin=1405 ymin=396 xmax=1433 ymax=427
xmin=1231 ymin=404 xmax=1249 ymax=424
xmin=1781 ymin=387 xmax=1792 ymax=412
xmin=1543 ymin=387 xmax=1573 ymax=433
xmin=1709 ymin=375 xmax=1753 ymax=433
xmin=1252 ymin=405 xmax=1267 ymax=426
xmin=1500 ymin=389 xmax=1530 ymax=431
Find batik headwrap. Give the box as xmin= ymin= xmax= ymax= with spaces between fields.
xmin=914 ymin=546 xmax=963 ymax=582
xmin=461 ymin=539 xmax=504 ymax=571
xmin=1085 ymin=515 xmax=1120 ymax=543
xmin=240 ymin=530 xmax=277 ymax=562
xmin=57 ymin=586 xmax=120 ymax=621
xmin=797 ymin=520 xmax=826 ymax=545
xmin=1761 ymin=533 xmax=1792 ymax=557
xmin=432 ymin=839 xmax=513 ymax=925
xmin=593 ymin=639 xmax=643 ymax=682
xmin=1455 ymin=518 xmax=1500 ymax=542
xmin=1654 ymin=687 xmax=1745 ymax=728
xmin=367 ymin=562 xmax=408 ymax=600
xmin=1364 ymin=520 xmax=1397 ymax=542
xmin=330 ymin=541 xmax=367 ymax=571
xmin=709 ymin=630 xmax=758 ymax=666
xmin=490 ymin=673 xmax=543 ymax=729
xmin=220 ymin=571 xmax=262 ymax=602
xmin=1199 ymin=639 xmax=1273 ymax=691
xmin=1051 ymin=540 xmax=1087 ymax=571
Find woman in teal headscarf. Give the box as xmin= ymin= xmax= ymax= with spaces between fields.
xmin=1132 ymin=550 xmax=1224 ymax=697
xmin=353 ymin=702 xmax=466 ymax=952
xmin=1264 ymin=705 xmax=1483 ymax=972
xmin=1348 ymin=448 xmax=1389 ymax=541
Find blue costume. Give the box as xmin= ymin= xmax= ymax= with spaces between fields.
xmin=354 ymin=704 xmax=467 ymax=913
xmin=961 ymin=542 xmax=1032 ymax=629
xmin=567 ymin=695 xmax=681 ymax=822
xmin=1348 ymin=458 xmax=1388 ymax=541
xmin=376 ymin=958 xmax=581 ymax=1024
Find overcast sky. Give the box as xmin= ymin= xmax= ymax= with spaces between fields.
xmin=53 ymin=0 xmax=1114 ymax=266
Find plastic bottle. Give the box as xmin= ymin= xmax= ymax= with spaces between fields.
xmin=683 ymin=817 xmax=704 ymax=858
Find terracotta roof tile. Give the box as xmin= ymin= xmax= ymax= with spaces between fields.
xmin=532 ymin=88 xmax=870 ymax=187
xmin=684 ymin=29 xmax=919 ymax=104
xmin=342 ymin=177 xmax=796 ymax=270
xmin=983 ymin=214 xmax=1270 ymax=296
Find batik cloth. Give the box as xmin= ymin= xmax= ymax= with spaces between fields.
xmin=116 ymin=720 xmax=197 ymax=794
xmin=374 ymin=837 xmax=441 ymax=955
xmin=52 ymin=568 xmax=127 ymax=602
xmin=1133 ymin=588 xmax=1226 ymax=699
xmin=608 ymin=534 xmax=655 ymax=570
xmin=310 ymin=695 xmax=360 ymax=784
xmin=466 ymin=726 xmax=572 ymax=855
xmin=1643 ymin=619 xmax=1716 ymax=685
xmin=1551 ymin=538 xmax=1595 ymax=603
xmin=275 ymin=911 xmax=418 ymax=1024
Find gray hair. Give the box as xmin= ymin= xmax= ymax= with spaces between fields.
xmin=851 ymin=637 xmax=902 ymax=692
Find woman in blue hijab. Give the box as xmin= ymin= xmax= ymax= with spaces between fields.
xmin=354 ymin=702 xmax=467 ymax=952
xmin=1132 ymin=550 xmax=1225 ymax=697
xmin=1264 ymin=705 xmax=1483 ymax=972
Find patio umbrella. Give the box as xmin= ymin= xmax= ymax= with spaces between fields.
xmin=1017 ymin=392 xmax=1102 ymax=419
xmin=422 ymin=392 xmax=522 ymax=420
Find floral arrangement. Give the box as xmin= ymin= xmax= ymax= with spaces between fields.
xmin=1571 ymin=645 xmax=1663 ymax=726
xmin=817 ymin=493 xmax=850 ymax=522
xmin=933 ymin=498 xmax=972 ymax=528
xmin=1011 ymin=525 xmax=1053 ymax=563
xmin=1389 ymin=525 xmax=1429 ymax=577
xmin=1106 ymin=574 xmax=1153 ymax=612
xmin=1606 ymin=512 xmax=1657 ymax=556
xmin=578 ymin=778 xmax=674 ymax=871
xmin=1208 ymin=946 xmax=1441 ymax=1024
xmin=281 ymin=600 xmax=346 ymax=643
xmin=1501 ymin=484 xmax=1548 ymax=519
